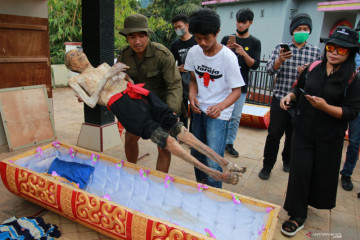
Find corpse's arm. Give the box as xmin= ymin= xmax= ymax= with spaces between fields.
xmin=68 ymin=76 xmax=98 ymax=108
xmin=68 ymin=62 xmax=129 ymax=108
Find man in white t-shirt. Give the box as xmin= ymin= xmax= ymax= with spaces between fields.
xmin=185 ymin=8 xmax=245 ymax=188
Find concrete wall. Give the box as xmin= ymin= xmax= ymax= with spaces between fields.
xmin=0 ymin=0 xmax=48 ymax=18
xmin=216 ymin=0 xmax=286 ymax=59
xmin=209 ymin=0 xmax=359 ymax=58
xmin=51 ymin=64 xmax=79 ymax=87
xmin=279 ymin=0 xmax=325 ymax=51
xmin=293 ymin=0 xmax=325 ymax=48
xmin=319 ymin=11 xmax=358 ymax=49
xmin=52 ymin=65 xmax=69 ymax=87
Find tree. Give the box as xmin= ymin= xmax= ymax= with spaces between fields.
xmin=48 ymin=0 xmax=82 ymax=64
xmin=139 ymin=0 xmax=202 ymax=48
xmin=173 ymin=2 xmax=202 ymax=17
xmin=114 ymin=0 xmax=140 ymax=52
xmin=48 ymin=0 xmax=202 ymax=63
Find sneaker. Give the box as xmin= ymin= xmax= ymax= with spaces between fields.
xmin=341 ymin=175 xmax=353 ymax=191
xmin=225 ymin=144 xmax=239 ymax=158
xmin=258 ymin=167 xmax=271 ymax=180
xmin=283 ymin=162 xmax=290 ymax=172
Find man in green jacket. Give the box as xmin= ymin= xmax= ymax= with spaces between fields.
xmin=117 ymin=13 xmax=183 ymax=173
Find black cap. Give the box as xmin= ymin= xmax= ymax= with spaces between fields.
xmin=289 ymin=13 xmax=312 ymax=35
xmin=321 ymin=26 xmax=359 ymax=52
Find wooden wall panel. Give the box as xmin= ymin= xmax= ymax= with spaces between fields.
xmin=0 ymin=63 xmax=51 ymax=96
xmin=0 ymin=14 xmax=52 ymax=97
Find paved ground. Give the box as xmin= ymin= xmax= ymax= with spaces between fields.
xmin=1 ymin=87 xmax=360 ymax=240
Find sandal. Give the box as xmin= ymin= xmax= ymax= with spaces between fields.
xmin=281 ymin=217 xmax=306 ymax=237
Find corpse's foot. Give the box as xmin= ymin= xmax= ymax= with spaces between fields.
xmin=176 ymin=127 xmax=247 ymax=175
xmin=223 ymin=172 xmax=242 ymax=185
xmin=212 ymin=171 xmax=242 ymax=185
xmin=224 ymin=162 xmax=247 ymax=174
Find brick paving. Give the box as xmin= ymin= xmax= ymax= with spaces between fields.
xmin=0 ymin=87 xmax=359 ymax=239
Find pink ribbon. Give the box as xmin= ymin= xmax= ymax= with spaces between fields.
xmin=204 ymin=228 xmax=216 ymax=238
xmin=231 ymin=193 xmax=241 ymax=204
xmin=52 ymin=141 xmax=60 ymax=148
xmin=139 ymin=169 xmax=150 ymax=180
xmin=36 ymin=147 xmax=43 ymax=157
xmin=197 ymin=183 xmax=208 ymax=192
xmin=258 ymin=224 xmax=266 ymax=235
xmin=115 ymin=160 xmax=124 ymax=169
xmin=164 ymin=175 xmax=174 ymax=188
xmin=91 ymin=153 xmax=99 ymax=164
xmin=102 ymin=194 xmax=111 ymax=201
xmin=69 ymin=148 xmax=76 ymax=158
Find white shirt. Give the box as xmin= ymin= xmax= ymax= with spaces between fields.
xmin=184 ymin=45 xmax=245 ymax=120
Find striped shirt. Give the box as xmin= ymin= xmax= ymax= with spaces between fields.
xmin=266 ymin=41 xmax=321 ymax=99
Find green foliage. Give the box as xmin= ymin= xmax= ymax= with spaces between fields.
xmin=138 ymin=7 xmax=174 ymax=49
xmin=139 ymin=0 xmax=202 ymax=48
xmin=48 ymin=0 xmax=202 ymax=63
xmin=144 ymin=0 xmax=201 ymax=22
xmin=173 ymin=3 xmax=202 ymax=17
xmin=48 ymin=0 xmax=82 ymax=64
xmin=114 ymin=0 xmax=140 ymax=52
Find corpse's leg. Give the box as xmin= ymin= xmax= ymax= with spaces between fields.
xmin=150 ymin=127 xmax=241 ymax=185
xmin=166 ymin=136 xmax=241 ymax=185
xmin=175 ymin=125 xmax=246 ymax=174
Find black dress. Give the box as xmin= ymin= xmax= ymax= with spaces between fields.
xmin=284 ymin=63 xmax=360 ymax=218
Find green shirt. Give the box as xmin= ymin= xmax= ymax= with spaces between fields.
xmin=117 ymin=41 xmax=183 ymax=114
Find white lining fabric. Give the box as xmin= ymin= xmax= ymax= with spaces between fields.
xmin=15 ymin=146 xmax=269 ymax=240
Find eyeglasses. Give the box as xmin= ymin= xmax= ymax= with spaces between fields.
xmin=325 ymin=44 xmax=349 ymax=56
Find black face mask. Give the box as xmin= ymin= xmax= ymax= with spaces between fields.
xmin=236 ymin=28 xmax=248 ymax=35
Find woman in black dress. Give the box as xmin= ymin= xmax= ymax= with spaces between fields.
xmin=280 ymin=26 xmax=360 ymax=237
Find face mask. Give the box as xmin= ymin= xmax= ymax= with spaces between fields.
xmin=236 ymin=28 xmax=248 ymax=35
xmin=175 ymin=28 xmax=186 ymax=37
xmin=293 ymin=31 xmax=310 ymax=44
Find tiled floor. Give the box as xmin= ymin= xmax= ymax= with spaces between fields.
xmin=1 ymin=87 xmax=360 ymax=240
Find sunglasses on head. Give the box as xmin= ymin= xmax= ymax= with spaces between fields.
xmin=325 ymin=44 xmax=349 ymax=56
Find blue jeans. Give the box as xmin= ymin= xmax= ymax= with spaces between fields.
xmin=226 ymin=93 xmax=247 ymax=145
xmin=191 ymin=112 xmax=229 ymax=188
xmin=340 ymin=114 xmax=360 ymax=176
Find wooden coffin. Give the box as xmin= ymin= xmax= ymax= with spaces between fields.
xmin=0 ymin=142 xmax=280 ymax=240
xmin=240 ymin=104 xmax=270 ymax=129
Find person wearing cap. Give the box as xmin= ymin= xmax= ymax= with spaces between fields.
xmin=116 ymin=13 xmax=183 ymax=173
xmin=279 ymin=26 xmax=360 ymax=237
xmin=221 ymin=7 xmax=261 ymax=158
xmin=258 ymin=13 xmax=321 ymax=180
xmin=339 ymin=21 xmax=360 ymax=192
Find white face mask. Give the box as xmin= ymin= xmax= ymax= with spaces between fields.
xmin=175 ymin=28 xmax=186 ymax=37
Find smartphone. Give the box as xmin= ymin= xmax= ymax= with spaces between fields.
xmin=285 ymin=101 xmax=293 ymax=107
xmin=228 ymin=35 xmax=236 ymax=44
xmin=280 ymin=44 xmax=290 ymax=52
xmin=299 ymin=88 xmax=308 ymax=95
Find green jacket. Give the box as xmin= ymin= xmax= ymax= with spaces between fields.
xmin=117 ymin=41 xmax=183 ymax=114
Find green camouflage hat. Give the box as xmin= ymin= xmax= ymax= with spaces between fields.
xmin=119 ymin=14 xmax=154 ymax=36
